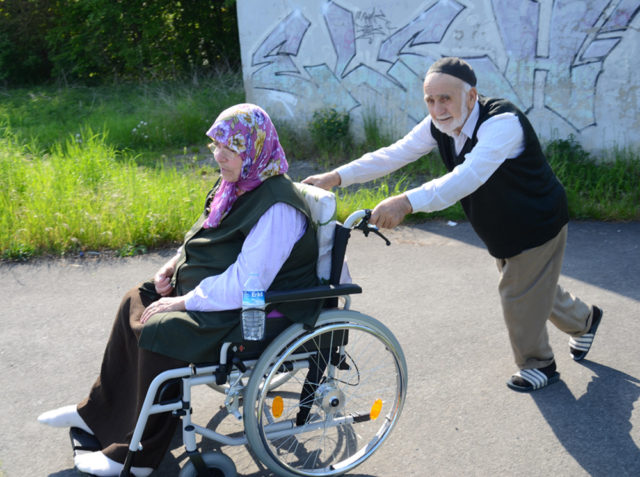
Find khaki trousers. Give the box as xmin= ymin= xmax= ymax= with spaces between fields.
xmin=496 ymin=225 xmax=592 ymax=369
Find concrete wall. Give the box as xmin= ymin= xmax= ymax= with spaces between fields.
xmin=237 ymin=0 xmax=640 ymax=153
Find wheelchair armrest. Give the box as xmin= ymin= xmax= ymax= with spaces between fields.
xmin=265 ymin=283 xmax=362 ymax=304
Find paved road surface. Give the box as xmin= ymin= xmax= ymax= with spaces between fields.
xmin=2 ymin=220 xmax=639 ymax=476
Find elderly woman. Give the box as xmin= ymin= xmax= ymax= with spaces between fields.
xmin=38 ymin=104 xmax=321 ymax=476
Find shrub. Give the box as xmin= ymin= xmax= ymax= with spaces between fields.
xmin=0 ymin=0 xmax=240 ymax=85
xmin=0 ymin=0 xmax=55 ymax=85
xmin=309 ymin=108 xmax=351 ymax=156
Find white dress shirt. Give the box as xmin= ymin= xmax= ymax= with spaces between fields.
xmin=336 ymin=101 xmax=526 ymax=213
xmin=183 ymin=202 xmax=306 ymax=311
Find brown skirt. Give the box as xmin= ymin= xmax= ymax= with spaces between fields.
xmin=77 ymin=285 xmax=187 ymax=468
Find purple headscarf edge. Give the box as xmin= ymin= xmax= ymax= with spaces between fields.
xmin=203 ymin=103 xmax=288 ymax=228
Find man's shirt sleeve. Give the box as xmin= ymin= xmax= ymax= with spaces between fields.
xmin=405 ymin=112 xmax=525 ymax=213
xmin=336 ymin=117 xmax=437 ymax=187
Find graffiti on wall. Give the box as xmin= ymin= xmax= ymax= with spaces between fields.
xmin=247 ymin=0 xmax=639 ymax=137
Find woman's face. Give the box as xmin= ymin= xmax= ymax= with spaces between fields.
xmin=212 ymin=142 xmax=244 ymax=182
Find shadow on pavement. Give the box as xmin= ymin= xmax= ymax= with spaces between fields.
xmin=155 ymin=403 xmax=377 ymax=476
xmin=412 ymin=220 xmax=640 ymax=301
xmin=531 ymin=360 xmax=640 ymax=476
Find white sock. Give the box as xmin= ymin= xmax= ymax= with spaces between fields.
xmin=74 ymin=451 xmax=153 ymax=477
xmin=37 ymin=404 xmax=94 ymax=435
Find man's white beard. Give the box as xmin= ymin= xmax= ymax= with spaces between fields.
xmin=433 ymin=99 xmax=469 ymax=135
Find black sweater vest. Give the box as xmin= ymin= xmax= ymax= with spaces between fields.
xmin=430 ymin=96 xmax=568 ymax=258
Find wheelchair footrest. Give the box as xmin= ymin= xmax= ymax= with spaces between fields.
xmin=70 ymin=427 xmax=102 ymax=476
xmin=69 ymin=426 xmax=102 ymax=456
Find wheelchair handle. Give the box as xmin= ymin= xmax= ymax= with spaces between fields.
xmin=343 ymin=209 xmax=391 ymax=246
xmin=343 ymin=209 xmax=370 ymax=229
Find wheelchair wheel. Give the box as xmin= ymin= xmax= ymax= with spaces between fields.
xmin=178 ymin=452 xmax=237 ymax=477
xmin=243 ymin=310 xmax=407 ymax=477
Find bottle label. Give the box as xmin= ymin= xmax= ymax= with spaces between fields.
xmin=242 ymin=290 xmax=265 ymax=306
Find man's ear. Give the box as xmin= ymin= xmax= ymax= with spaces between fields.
xmin=468 ymin=87 xmax=478 ymax=108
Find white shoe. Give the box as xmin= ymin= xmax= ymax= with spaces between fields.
xmin=37 ymin=404 xmax=94 ymax=435
xmin=74 ymin=451 xmax=153 ymax=477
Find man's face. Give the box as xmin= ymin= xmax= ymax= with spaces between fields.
xmin=423 ymin=73 xmax=476 ymax=135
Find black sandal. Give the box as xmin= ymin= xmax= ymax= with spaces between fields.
xmin=569 ymin=306 xmax=603 ymax=361
xmin=507 ymin=361 xmax=559 ymax=392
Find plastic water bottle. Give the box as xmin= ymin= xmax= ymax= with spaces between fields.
xmin=241 ymin=273 xmax=265 ymax=341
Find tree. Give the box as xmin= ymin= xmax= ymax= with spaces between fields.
xmin=0 ymin=0 xmax=240 ymax=85
xmin=0 ymin=0 xmax=55 ymax=85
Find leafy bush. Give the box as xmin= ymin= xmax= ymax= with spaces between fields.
xmin=0 ymin=0 xmax=240 ymax=85
xmin=309 ymin=108 xmax=351 ymax=156
xmin=0 ymin=0 xmax=55 ymax=85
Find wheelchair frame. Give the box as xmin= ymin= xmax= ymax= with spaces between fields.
xmin=112 ymin=209 xmax=408 ymax=477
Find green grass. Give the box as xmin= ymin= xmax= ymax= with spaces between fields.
xmin=0 ymin=127 xmax=216 ymax=260
xmin=0 ymin=79 xmax=638 ymax=261
xmin=0 ymin=70 xmax=244 ymax=160
xmin=0 ymin=73 xmax=241 ymax=260
xmin=546 ymin=136 xmax=640 ymax=220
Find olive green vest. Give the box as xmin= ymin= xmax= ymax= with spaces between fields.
xmin=139 ymin=175 xmax=321 ymax=363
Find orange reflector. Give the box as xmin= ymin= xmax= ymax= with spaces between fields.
xmin=272 ymin=396 xmax=284 ymax=418
xmin=370 ymin=399 xmax=383 ymax=420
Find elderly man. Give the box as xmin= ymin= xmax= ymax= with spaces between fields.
xmin=304 ymin=57 xmax=603 ymax=392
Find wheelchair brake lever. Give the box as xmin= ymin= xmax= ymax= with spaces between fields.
xmin=355 ymin=210 xmax=391 ymax=246
xmin=368 ymin=226 xmax=391 ymax=246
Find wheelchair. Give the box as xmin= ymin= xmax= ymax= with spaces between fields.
xmin=71 ymin=184 xmax=408 ymax=477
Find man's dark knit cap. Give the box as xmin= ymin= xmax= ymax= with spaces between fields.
xmin=427 ymin=57 xmax=477 ymax=87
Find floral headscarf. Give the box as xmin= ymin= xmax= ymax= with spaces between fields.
xmin=203 ymin=103 xmax=288 ymax=228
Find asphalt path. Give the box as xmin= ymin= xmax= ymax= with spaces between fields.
xmin=1 ymin=220 xmax=639 ymax=477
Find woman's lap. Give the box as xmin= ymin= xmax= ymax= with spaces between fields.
xmin=77 ymin=284 xmax=186 ymax=467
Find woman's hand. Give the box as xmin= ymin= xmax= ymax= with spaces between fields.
xmin=140 ymin=296 xmax=186 ymax=324
xmin=154 ymin=256 xmax=178 ymax=296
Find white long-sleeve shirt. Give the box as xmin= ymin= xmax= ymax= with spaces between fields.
xmin=183 ymin=202 xmax=306 ymax=312
xmin=336 ymin=101 xmax=526 ymax=213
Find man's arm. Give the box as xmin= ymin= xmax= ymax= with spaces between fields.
xmin=370 ymin=112 xmax=525 ymax=228
xmin=405 ymin=112 xmax=525 ymax=214
xmin=303 ymin=117 xmax=437 ymax=190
